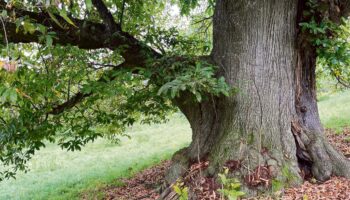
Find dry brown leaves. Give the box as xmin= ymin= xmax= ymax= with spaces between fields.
xmin=102 ymin=129 xmax=350 ymax=200
xmin=104 ymin=161 xmax=171 ymax=200
xmin=182 ymin=161 xmax=221 ymax=200
xmin=244 ymin=166 xmax=272 ymax=188
xmin=326 ymin=128 xmax=350 ymax=157
xmin=283 ymin=177 xmax=350 ymax=200
xmin=224 ymin=160 xmax=242 ymax=172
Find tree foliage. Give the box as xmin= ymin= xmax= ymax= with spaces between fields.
xmin=0 ymin=0 xmax=226 ymax=180
xmin=300 ymin=0 xmax=350 ymax=89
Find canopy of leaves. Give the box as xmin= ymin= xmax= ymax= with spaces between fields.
xmin=0 ymin=0 xmax=225 ymax=180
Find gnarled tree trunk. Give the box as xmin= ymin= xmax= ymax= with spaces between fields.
xmin=163 ymin=0 xmax=350 ymax=198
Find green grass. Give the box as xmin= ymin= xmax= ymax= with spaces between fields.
xmin=0 ymin=115 xmax=191 ymax=200
xmin=318 ymin=90 xmax=350 ymax=132
xmin=1 ymin=91 xmax=349 ymax=200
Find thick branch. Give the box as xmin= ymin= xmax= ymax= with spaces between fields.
xmin=49 ymin=92 xmax=91 ymax=115
xmin=0 ymin=1 xmax=162 ymax=114
xmin=0 ymin=1 xmax=160 ymax=68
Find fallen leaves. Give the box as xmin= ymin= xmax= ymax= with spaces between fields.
xmin=244 ymin=166 xmax=272 ymax=188
xmin=182 ymin=160 xmax=221 ymax=200
xmin=103 ymin=161 xmax=171 ymax=200
xmin=101 ymin=129 xmax=350 ymax=200
xmin=277 ymin=128 xmax=350 ymax=200
xmin=326 ymin=128 xmax=350 ymax=157
xmin=283 ymin=177 xmax=350 ymax=200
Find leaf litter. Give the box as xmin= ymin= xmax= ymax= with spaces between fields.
xmin=100 ymin=128 xmax=350 ymax=200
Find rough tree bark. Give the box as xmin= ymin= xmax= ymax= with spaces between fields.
xmin=164 ymin=0 xmax=350 ymax=198
xmin=294 ymin=0 xmax=350 ymax=182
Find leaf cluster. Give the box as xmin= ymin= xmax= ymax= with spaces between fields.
xmin=218 ymin=167 xmax=245 ymax=200
xmin=150 ymin=56 xmax=231 ymax=102
xmin=300 ymin=0 xmax=350 ymax=89
xmin=0 ymin=44 xmax=174 ymax=180
xmin=0 ymin=0 xmax=226 ymax=181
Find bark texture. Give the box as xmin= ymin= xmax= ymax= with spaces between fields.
xmin=293 ymin=0 xmax=350 ymax=181
xmin=164 ymin=0 xmax=350 ymax=198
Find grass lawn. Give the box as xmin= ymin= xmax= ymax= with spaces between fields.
xmin=0 ymin=114 xmax=191 ymax=200
xmin=0 ymin=90 xmax=349 ymax=200
xmin=318 ymin=90 xmax=350 ymax=132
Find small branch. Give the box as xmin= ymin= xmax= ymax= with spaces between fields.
xmin=1 ymin=0 xmax=161 ymax=69
xmin=335 ymin=75 xmax=350 ymax=88
xmin=49 ymin=92 xmax=91 ymax=115
xmin=0 ymin=115 xmax=6 ymax=125
xmin=88 ymin=62 xmax=121 ymax=69
xmin=191 ymin=15 xmax=213 ymax=25
xmin=330 ymin=69 xmax=350 ymax=88
xmin=119 ymin=0 xmax=126 ymax=29
xmin=48 ymin=61 xmax=127 ymax=115
xmin=91 ymin=0 xmax=120 ymax=33
xmin=0 ymin=16 xmax=9 ymax=56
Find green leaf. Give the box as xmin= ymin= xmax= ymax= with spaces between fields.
xmin=46 ymin=35 xmax=53 ymax=46
xmin=22 ymin=21 xmax=36 ymax=34
xmin=48 ymin=11 xmax=65 ymax=29
xmin=37 ymin=24 xmax=47 ymax=34
xmin=1 ymin=88 xmax=18 ymax=103
xmin=85 ymin=0 xmax=92 ymax=11
xmin=193 ymin=91 xmax=202 ymax=102
xmin=9 ymin=89 xmax=18 ymax=103
xmin=59 ymin=9 xmax=78 ymax=28
xmin=173 ymin=185 xmax=182 ymax=195
xmin=1 ymin=10 xmax=7 ymax=18
xmin=230 ymin=182 xmax=241 ymax=189
xmin=218 ymin=173 xmax=227 ymax=184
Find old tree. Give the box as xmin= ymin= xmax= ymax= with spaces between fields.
xmin=1 ymin=0 xmax=350 ymax=197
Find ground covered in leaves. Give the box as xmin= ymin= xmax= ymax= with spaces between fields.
xmin=101 ymin=129 xmax=350 ymax=200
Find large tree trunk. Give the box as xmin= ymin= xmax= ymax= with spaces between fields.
xmin=163 ymin=0 xmax=350 ymax=198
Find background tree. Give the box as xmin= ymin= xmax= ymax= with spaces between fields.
xmin=1 ymin=0 xmax=350 ymax=197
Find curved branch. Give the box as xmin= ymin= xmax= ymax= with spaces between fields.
xmin=0 ymin=0 xmax=160 ymax=68
xmin=0 ymin=0 xmax=163 ymax=115
xmin=49 ymin=92 xmax=91 ymax=115
xmin=330 ymin=69 xmax=350 ymax=88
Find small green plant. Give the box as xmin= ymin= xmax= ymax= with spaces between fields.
xmin=218 ymin=167 xmax=245 ymax=200
xmin=271 ymin=179 xmax=284 ymax=193
xmin=282 ymin=165 xmax=297 ymax=185
xmin=173 ymin=179 xmax=189 ymax=200
xmin=271 ymin=179 xmax=284 ymax=198
xmin=269 ymin=165 xmax=299 ymax=198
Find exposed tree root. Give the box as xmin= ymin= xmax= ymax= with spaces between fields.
xmin=103 ymin=129 xmax=350 ymax=200
xmin=159 ymin=126 xmax=350 ymax=200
